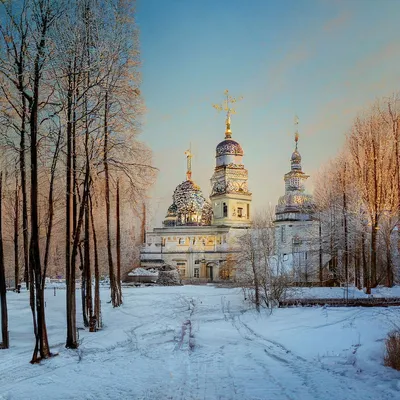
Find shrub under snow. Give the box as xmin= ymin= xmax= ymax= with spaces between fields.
xmin=128 ymin=268 xmax=158 ymax=277
xmin=384 ymin=330 xmax=400 ymax=371
xmin=156 ymin=267 xmax=181 ymax=286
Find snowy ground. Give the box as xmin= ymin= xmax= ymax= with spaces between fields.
xmin=1 ymin=286 xmax=400 ymax=400
xmin=287 ymin=285 xmax=400 ymax=299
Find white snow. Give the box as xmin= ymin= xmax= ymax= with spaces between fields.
xmin=128 ymin=268 xmax=158 ymax=276
xmin=1 ymin=286 xmax=400 ymax=400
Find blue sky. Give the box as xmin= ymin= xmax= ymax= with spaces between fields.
xmin=136 ymin=0 xmax=400 ymax=226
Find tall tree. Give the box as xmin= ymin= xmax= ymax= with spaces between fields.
xmin=0 ymin=172 xmax=9 ymax=349
xmin=348 ymin=107 xmax=395 ymax=287
xmin=14 ymin=170 xmax=19 ymax=290
xmin=116 ymin=179 xmax=122 ymax=305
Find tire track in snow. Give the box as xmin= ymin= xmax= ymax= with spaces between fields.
xmin=229 ymin=310 xmax=397 ymax=400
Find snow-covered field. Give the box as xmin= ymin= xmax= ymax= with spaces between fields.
xmin=1 ymin=285 xmax=400 ymax=400
xmin=288 ymin=285 xmax=400 ymax=299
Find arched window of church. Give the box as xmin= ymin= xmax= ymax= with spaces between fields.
xmin=223 ymin=203 xmax=228 ymax=217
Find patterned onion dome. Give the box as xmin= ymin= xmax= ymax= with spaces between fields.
xmin=277 ymin=192 xmax=314 ymax=214
xmin=216 ymin=139 xmax=244 ymax=157
xmin=172 ymin=180 xmax=212 ymax=225
xmin=278 ymin=193 xmax=312 ymax=206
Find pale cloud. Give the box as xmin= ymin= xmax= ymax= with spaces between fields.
xmin=352 ymin=41 xmax=400 ymax=73
xmin=323 ymin=10 xmax=351 ymax=32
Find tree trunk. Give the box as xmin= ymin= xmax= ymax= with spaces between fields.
xmin=371 ymin=219 xmax=378 ymax=287
xmin=342 ymin=172 xmax=349 ymax=290
xmin=103 ymin=92 xmax=120 ymax=307
xmin=116 ymin=180 xmax=122 ymax=305
xmin=396 ymin=120 xmax=400 ymax=281
xmin=0 ymin=173 xmax=9 ymax=349
xmin=65 ymin=70 xmax=78 ymax=349
xmin=141 ymin=203 xmax=146 ymax=244
xmin=29 ymin=33 xmax=51 ymax=361
xmin=14 ymin=174 xmax=19 ymax=291
xmin=89 ymin=193 xmax=101 ymax=330
xmin=319 ymin=218 xmax=323 ymax=283
xmin=18 ymin=59 xmax=30 ymax=291
xmin=79 ymin=244 xmax=88 ymax=328
xmin=386 ymin=243 xmax=393 ymax=287
xmin=355 ymin=246 xmax=361 ymax=290
xmin=362 ymin=229 xmax=371 ymax=294
xmin=84 ymin=200 xmax=93 ymax=327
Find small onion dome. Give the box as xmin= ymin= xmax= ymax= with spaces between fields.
xmin=163 ymin=203 xmax=178 ymax=227
xmin=166 ymin=203 xmax=177 ymax=216
xmin=216 ymin=139 xmax=244 ymax=157
xmin=291 ymin=150 xmax=301 ymax=164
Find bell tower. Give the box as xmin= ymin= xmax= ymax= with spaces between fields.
xmin=210 ymin=90 xmax=252 ymax=227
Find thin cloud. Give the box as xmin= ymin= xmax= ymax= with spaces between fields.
xmin=323 ymin=10 xmax=351 ymax=32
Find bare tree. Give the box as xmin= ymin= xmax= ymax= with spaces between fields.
xmin=237 ymin=210 xmax=290 ymax=310
xmin=0 ymin=172 xmax=9 ymax=349
xmin=348 ymin=105 xmax=396 ymax=287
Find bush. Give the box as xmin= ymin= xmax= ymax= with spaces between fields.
xmin=384 ymin=330 xmax=400 ymax=371
xmin=156 ymin=269 xmax=181 ymax=286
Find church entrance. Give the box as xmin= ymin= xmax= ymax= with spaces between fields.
xmin=206 ymin=264 xmax=214 ymax=281
xmin=206 ymin=262 xmax=218 ymax=281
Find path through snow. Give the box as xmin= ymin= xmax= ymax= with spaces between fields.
xmin=1 ymin=286 xmax=400 ymax=399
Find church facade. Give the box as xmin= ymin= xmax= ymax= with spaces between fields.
xmin=140 ymin=108 xmax=252 ymax=281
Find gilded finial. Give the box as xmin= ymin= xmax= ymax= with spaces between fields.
xmin=213 ymin=89 xmax=243 ymax=139
xmin=184 ymin=145 xmax=192 ymax=181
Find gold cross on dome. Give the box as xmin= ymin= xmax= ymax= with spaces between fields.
xmin=294 ymin=115 xmax=299 ymax=129
xmin=213 ymin=90 xmax=243 ymax=138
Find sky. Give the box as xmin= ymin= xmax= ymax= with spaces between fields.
xmin=136 ymin=0 xmax=400 ymax=227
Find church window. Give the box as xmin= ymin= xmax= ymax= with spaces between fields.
xmin=237 ymin=207 xmax=243 ymax=218
xmin=247 ymin=204 xmax=250 ymax=219
xmin=223 ymin=203 xmax=228 ymax=217
xmin=178 ymin=238 xmax=184 ymax=245
xmin=194 ymin=268 xmax=200 ymax=278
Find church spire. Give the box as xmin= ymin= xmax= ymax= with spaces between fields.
xmin=294 ymin=115 xmax=299 ymax=150
xmin=184 ymin=146 xmax=192 ymax=181
xmin=291 ymin=116 xmax=302 ymax=171
xmin=213 ymin=89 xmax=243 ymax=139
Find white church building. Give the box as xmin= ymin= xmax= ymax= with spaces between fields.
xmin=140 ymin=105 xmax=252 ymax=281
xmin=273 ymin=127 xmax=329 ymax=282
xmin=140 ymin=98 xmax=324 ymax=282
